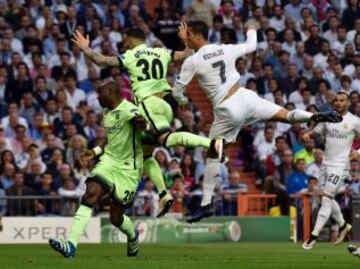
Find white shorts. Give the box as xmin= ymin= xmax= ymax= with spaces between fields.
xmin=209 ymin=88 xmax=282 ymax=142
xmin=319 ymin=165 xmax=350 ymax=197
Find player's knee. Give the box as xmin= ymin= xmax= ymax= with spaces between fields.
xmin=81 ymin=181 xmax=103 ymax=207
xmin=81 ymin=195 xmax=97 ymax=208
xmin=110 ymin=212 xmax=124 ymax=227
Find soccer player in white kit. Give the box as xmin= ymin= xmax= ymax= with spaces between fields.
xmin=171 ymin=20 xmax=343 ymax=223
xmin=302 ymin=92 xmax=355 ymax=250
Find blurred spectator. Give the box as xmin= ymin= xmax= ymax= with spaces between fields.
xmin=6 ymin=171 xmax=34 ymax=216
xmin=305 ymin=25 xmax=325 ymax=56
xmin=0 ymin=184 xmax=6 ymax=216
xmin=5 ymin=62 xmax=33 ymax=104
xmin=34 ymin=171 xmax=57 ymax=215
xmin=306 ymin=149 xmax=323 ymax=179
xmin=220 ymin=170 xmax=248 ymax=215
xmin=0 ymin=162 xmax=16 ymax=190
xmin=187 ymin=0 xmax=216 ymax=27
xmin=171 ymin=174 xmax=187 ymax=213
xmin=269 ymin=5 xmax=285 ymax=32
xmin=284 ymin=0 xmax=305 ymax=22
xmin=255 ymin=126 xmax=276 ymax=162
xmin=181 ymin=154 xmax=196 ymax=190
xmin=274 ymin=149 xmax=295 ymax=187
xmin=34 ymin=76 xmax=54 ymax=107
xmin=332 ymin=24 xmax=350 ymax=57
xmin=294 ymin=137 xmax=315 ymax=165
xmin=66 ymin=134 xmax=87 ymax=166
xmin=286 ymin=158 xmax=310 ymax=194
xmin=58 ymin=178 xmax=79 ymax=216
xmin=209 ymin=15 xmax=224 ymax=44
xmin=341 ymin=0 xmax=360 ymax=31
xmin=135 ymin=179 xmax=158 ymax=217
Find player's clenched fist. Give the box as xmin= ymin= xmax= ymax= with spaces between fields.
xmin=79 ymin=149 xmax=96 ymax=163
xmin=349 ymin=149 xmax=360 ymax=161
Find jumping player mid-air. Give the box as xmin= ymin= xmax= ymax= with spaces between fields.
xmin=72 ymin=26 xmax=224 ymax=217
xmin=49 ymin=80 xmax=146 ymax=258
xmin=171 ymin=21 xmax=343 ymax=223
xmin=302 ymin=92 xmax=354 ymax=249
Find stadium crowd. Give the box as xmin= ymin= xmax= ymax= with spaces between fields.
xmin=0 ymin=0 xmax=359 ymax=223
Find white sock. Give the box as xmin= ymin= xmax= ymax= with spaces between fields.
xmin=312 ymin=196 xmax=332 ymax=236
xmin=331 ymin=200 xmax=345 ymax=227
xmin=286 ymin=109 xmax=313 ymax=123
xmin=201 ymin=158 xmax=220 ymax=206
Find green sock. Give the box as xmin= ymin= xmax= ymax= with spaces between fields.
xmin=68 ymin=205 xmax=92 ymax=247
xmin=119 ymin=215 xmax=135 ymax=240
xmin=144 ymin=157 xmax=166 ymax=193
xmin=165 ymin=132 xmax=211 ymax=148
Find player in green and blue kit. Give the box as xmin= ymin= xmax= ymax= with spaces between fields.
xmin=72 ymin=25 xmax=224 ymax=217
xmin=49 ymin=80 xmax=145 ymax=258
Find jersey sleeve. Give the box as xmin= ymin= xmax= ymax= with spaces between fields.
xmin=158 ymin=48 xmax=173 ymax=64
xmin=223 ymin=29 xmax=257 ymax=58
xmin=176 ymin=57 xmax=196 ymax=86
xmin=117 ymin=49 xmax=132 ymax=69
xmin=127 ymin=103 xmax=141 ymax=119
xmin=171 ymin=57 xmax=196 ymax=105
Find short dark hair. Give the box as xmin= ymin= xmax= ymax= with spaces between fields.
xmin=275 ymin=136 xmax=286 ymax=142
xmin=15 ymin=124 xmax=26 ymax=131
xmin=336 ymin=91 xmax=350 ymax=99
xmin=317 ymin=79 xmax=330 ymax=89
xmin=35 ymin=76 xmax=46 ymax=83
xmin=98 ymin=79 xmax=120 ymax=95
xmin=188 ymin=20 xmax=209 ymax=40
xmin=125 ymin=27 xmax=145 ymax=41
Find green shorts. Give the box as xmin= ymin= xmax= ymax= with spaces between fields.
xmin=138 ymin=95 xmax=173 ymax=135
xmin=89 ymin=161 xmax=142 ymax=206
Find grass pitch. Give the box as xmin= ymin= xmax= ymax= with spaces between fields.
xmin=0 ymin=243 xmax=358 ymax=269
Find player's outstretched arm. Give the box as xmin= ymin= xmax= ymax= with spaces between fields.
xmin=72 ymin=30 xmax=119 ymax=67
xmin=230 ymin=20 xmax=258 ymax=58
xmin=172 ymin=56 xmax=196 ymax=106
xmin=173 ymin=48 xmax=193 ymax=62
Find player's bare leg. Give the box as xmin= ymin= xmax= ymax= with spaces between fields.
xmin=270 ymin=108 xmax=343 ymax=124
xmin=142 ymin=144 xmax=174 ymax=217
xmin=303 ymin=193 xmax=351 ymax=250
xmin=110 ymin=202 xmax=139 ymax=257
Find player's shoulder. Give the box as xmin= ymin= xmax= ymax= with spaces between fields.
xmin=152 ymin=46 xmax=171 ymax=55
xmin=121 ymin=99 xmax=138 ymax=111
xmin=344 ymin=111 xmax=357 ymax=121
xmin=345 ymin=112 xmax=360 ymax=124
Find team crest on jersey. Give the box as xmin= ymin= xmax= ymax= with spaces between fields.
xmin=343 ymin=123 xmax=348 ymax=129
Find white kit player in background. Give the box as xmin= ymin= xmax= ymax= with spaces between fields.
xmin=302 ymin=92 xmax=354 ymax=250
xmin=171 ymin=20 xmax=343 ymax=223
